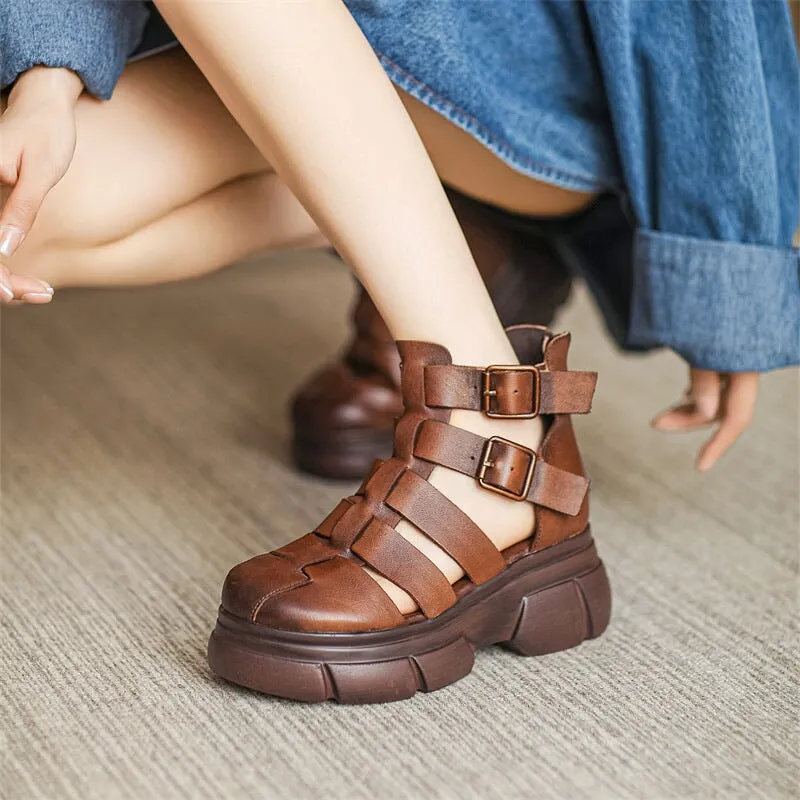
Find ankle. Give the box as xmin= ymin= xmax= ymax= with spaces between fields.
xmin=449 ymin=408 xmax=544 ymax=452
xmin=426 ymin=409 xmax=541 ymax=549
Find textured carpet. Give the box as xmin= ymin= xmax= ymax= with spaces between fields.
xmin=1 ymin=251 xmax=798 ymax=800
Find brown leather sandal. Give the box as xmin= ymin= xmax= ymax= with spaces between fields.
xmin=209 ymin=325 xmax=611 ymax=703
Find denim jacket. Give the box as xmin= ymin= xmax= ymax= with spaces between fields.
xmin=2 ymin=0 xmax=798 ymax=372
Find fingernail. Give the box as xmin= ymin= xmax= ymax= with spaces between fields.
xmin=0 ymin=225 xmax=25 ymax=258
xmin=41 ymin=282 xmax=54 ymax=295
xmin=0 ymin=283 xmax=13 ymax=301
xmin=21 ymin=292 xmax=53 ymax=303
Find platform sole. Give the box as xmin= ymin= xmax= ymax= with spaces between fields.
xmin=207 ymin=528 xmax=611 ymax=704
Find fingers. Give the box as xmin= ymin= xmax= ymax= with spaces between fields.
xmin=0 ymin=263 xmax=53 ymax=305
xmin=690 ymin=369 xmax=725 ymax=421
xmin=696 ymin=372 xmax=759 ymax=472
xmin=652 ymin=367 xmax=759 ymax=471
xmin=0 ymin=155 xmax=55 ymax=257
xmin=9 ymin=272 xmax=54 ymax=303
xmin=651 ymin=369 xmax=721 ymax=432
xmin=0 ymin=263 xmax=14 ymax=301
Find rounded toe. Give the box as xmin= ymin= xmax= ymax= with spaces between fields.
xmin=220 ymin=553 xmax=308 ymax=623
xmin=252 ymin=557 xmax=406 ymax=633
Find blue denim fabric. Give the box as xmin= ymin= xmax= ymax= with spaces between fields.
xmin=348 ymin=0 xmax=800 ymax=371
xmin=2 ymin=0 xmax=798 ymax=371
xmin=0 ymin=1 xmax=148 ymax=100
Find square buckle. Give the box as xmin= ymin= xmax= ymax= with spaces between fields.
xmin=481 ymin=365 xmax=541 ymax=418
xmin=477 ymin=436 xmax=537 ymax=501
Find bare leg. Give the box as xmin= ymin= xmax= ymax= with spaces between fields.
xmin=16 ymin=50 xmax=322 ymax=287
xmin=33 ymin=171 xmax=323 ymax=287
xmin=17 ymin=49 xmax=590 ymax=292
xmin=152 ymin=0 xmax=567 ymax=613
xmin=399 ymin=91 xmax=595 ymax=218
xmin=154 ymin=1 xmax=512 ymax=365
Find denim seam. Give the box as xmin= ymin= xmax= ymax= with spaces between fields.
xmin=377 ymin=53 xmax=615 ymax=195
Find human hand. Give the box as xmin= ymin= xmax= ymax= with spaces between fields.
xmin=651 ymin=367 xmax=759 ymax=472
xmin=0 ymin=66 xmax=82 ymax=304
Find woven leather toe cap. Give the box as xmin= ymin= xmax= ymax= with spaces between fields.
xmin=220 ymin=553 xmax=308 ymax=623
xmin=252 ymin=557 xmax=406 ymax=633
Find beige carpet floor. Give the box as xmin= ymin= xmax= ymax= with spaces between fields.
xmin=1 ymin=251 xmax=798 ymax=800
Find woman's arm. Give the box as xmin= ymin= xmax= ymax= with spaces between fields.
xmin=0 ymin=1 xmax=149 ymax=299
xmin=585 ymin=0 xmax=799 ymax=469
xmin=0 ymin=67 xmax=82 ymax=302
xmin=584 ymin=0 xmax=799 ymax=370
xmin=0 ymin=66 xmax=81 ymax=250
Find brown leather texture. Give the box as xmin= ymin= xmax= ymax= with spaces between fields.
xmin=413 ymin=419 xmax=587 ymax=514
xmin=220 ymin=326 xmax=596 ymax=638
xmin=291 ymin=187 xmax=573 ymax=479
xmin=424 ymin=363 xmax=597 ymax=416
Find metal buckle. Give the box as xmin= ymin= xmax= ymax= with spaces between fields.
xmin=477 ymin=436 xmax=536 ymax=501
xmin=481 ymin=365 xmax=541 ymax=418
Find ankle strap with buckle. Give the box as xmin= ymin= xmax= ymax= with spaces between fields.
xmin=423 ymin=364 xmax=597 ymax=418
xmin=414 ymin=420 xmax=588 ymax=515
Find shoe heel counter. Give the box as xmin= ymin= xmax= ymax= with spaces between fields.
xmin=533 ymin=331 xmax=591 ymax=551
xmin=533 ymin=414 xmax=589 ymax=551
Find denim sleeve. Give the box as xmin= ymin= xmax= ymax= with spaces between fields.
xmin=0 ymin=1 xmax=149 ymax=100
xmin=584 ymin=0 xmax=800 ymax=372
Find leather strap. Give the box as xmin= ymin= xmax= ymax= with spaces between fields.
xmin=385 ymin=471 xmax=506 ymax=584
xmin=424 ymin=364 xmax=597 ymax=416
xmin=315 ymin=499 xmax=354 ymax=537
xmin=414 ymin=419 xmax=587 ymax=516
xmin=352 ymin=518 xmax=457 ymax=618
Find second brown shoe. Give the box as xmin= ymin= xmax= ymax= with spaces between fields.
xmin=292 ymin=187 xmax=574 ymax=479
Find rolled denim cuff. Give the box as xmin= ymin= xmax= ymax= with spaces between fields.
xmin=630 ymin=230 xmax=800 ymax=372
xmin=0 ymin=2 xmax=149 ymax=100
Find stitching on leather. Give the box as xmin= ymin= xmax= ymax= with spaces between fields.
xmin=249 ymin=548 xmax=341 ymax=624
xmin=250 ymin=575 xmax=309 ymax=624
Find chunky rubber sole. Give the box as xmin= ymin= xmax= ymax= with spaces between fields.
xmin=293 ymin=427 xmax=393 ymax=480
xmin=207 ymin=528 xmax=610 ymax=704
